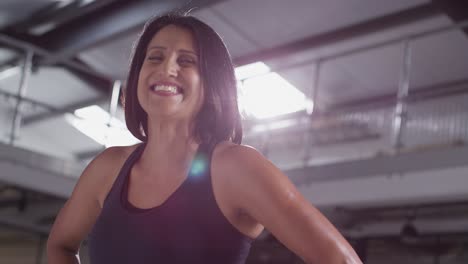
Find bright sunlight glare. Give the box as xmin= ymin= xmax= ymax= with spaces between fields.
xmin=234 ymin=61 xmax=270 ymax=80
xmin=65 ymin=105 xmax=139 ymax=147
xmin=236 ymin=62 xmax=310 ymax=119
xmin=69 ymin=62 xmax=310 ymax=145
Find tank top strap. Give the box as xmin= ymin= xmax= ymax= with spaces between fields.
xmin=187 ymin=141 xmax=216 ymax=180
xmin=105 ymin=143 xmax=146 ymax=204
xmin=186 ymin=141 xmax=219 ymax=204
xmin=197 ymin=141 xmax=216 ymax=162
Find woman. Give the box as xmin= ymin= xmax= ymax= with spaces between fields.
xmin=47 ymin=14 xmax=362 ymax=264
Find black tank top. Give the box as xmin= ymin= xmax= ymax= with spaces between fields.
xmin=87 ymin=143 xmax=253 ymax=263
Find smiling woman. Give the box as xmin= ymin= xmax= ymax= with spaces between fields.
xmin=124 ymin=15 xmax=242 ymax=148
xmin=136 ymin=25 xmax=204 ymax=122
xmin=46 ymin=13 xmax=362 ymax=264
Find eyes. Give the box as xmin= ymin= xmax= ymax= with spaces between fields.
xmin=146 ymin=52 xmax=197 ymax=67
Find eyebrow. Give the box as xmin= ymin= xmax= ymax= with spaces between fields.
xmin=147 ymin=46 xmax=197 ymax=56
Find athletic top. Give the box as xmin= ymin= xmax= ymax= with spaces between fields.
xmin=87 ymin=142 xmax=253 ymax=264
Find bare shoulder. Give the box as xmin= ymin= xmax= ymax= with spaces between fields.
xmin=212 ymin=142 xmax=362 ymax=263
xmin=212 ymin=141 xmax=272 ymax=189
xmin=213 ymin=141 xmax=264 ymax=168
xmin=47 ymin=144 xmax=142 ymax=254
xmin=93 ymin=144 xmax=139 ymax=169
xmin=212 ymin=141 xmax=298 ymax=204
xmin=83 ymin=144 xmax=141 ymax=207
xmin=85 ymin=144 xmax=138 ymax=178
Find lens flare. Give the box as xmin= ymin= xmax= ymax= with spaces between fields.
xmin=190 ymin=154 xmax=208 ymax=177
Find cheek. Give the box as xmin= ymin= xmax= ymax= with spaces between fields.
xmin=184 ymin=71 xmax=203 ymax=101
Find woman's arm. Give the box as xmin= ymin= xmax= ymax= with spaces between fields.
xmin=217 ymin=144 xmax=362 ymax=264
xmin=46 ymin=146 xmax=125 ymax=264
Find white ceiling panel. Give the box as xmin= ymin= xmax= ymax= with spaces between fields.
xmin=0 ymin=0 xmax=54 ymax=28
xmin=275 ymin=41 xmax=403 ymax=107
xmin=276 ymin=63 xmax=318 ymax=98
xmin=264 ymin=15 xmax=451 ymax=71
xmin=17 ymin=115 xmax=101 ymax=158
xmin=0 ymin=67 xmax=100 ymax=109
xmin=317 ymin=41 xmax=403 ymax=107
xmin=411 ymin=29 xmax=468 ymax=89
xmin=212 ymin=0 xmax=430 ymax=52
xmin=0 ymin=48 xmax=18 ymax=64
xmin=0 ymin=103 xmax=13 ymax=142
xmin=0 ymin=100 xmax=51 ymax=121
xmin=263 ymin=15 xmax=455 ymax=108
xmin=79 ymin=4 xmax=264 ymax=77
xmin=193 ymin=7 xmax=262 ymax=58
xmin=78 ymin=30 xmax=139 ymax=80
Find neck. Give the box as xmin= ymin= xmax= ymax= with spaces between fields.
xmin=138 ymin=117 xmax=199 ymax=174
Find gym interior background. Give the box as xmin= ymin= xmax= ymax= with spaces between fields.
xmin=1 ymin=0 xmax=468 ymax=263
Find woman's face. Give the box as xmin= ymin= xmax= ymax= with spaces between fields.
xmin=137 ymin=25 xmax=204 ymax=122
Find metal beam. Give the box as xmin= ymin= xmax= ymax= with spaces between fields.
xmin=344 ymin=219 xmax=468 ymax=238
xmin=0 ymin=215 xmax=50 ymax=236
xmin=2 ymin=139 xmax=468 ymax=208
xmin=22 ymin=96 xmax=108 ymax=126
xmin=9 ymin=50 xmax=33 ymax=145
xmin=0 ymin=142 xmax=85 ymax=199
xmin=295 ymin=159 xmax=468 ymax=208
xmin=1 ymin=0 xmax=224 ymax=120
xmin=242 ymin=77 xmax=468 ymax=135
xmin=2 ymin=0 xmax=118 ymax=35
xmin=0 ymin=199 xmax=63 ymax=236
xmin=0 ymin=88 xmax=106 ymax=129
xmin=233 ymin=3 xmax=440 ymax=66
xmin=288 ymin=142 xmax=468 ymax=184
xmin=433 ymin=0 xmax=468 ymax=35
xmin=31 ymin=0 xmax=224 ymax=65
xmin=59 ymin=61 xmax=114 ymax=95
xmin=338 ymin=200 xmax=468 ymax=221
xmin=324 ymin=78 xmax=468 ymax=113
xmin=0 ymin=34 xmax=113 ymax=94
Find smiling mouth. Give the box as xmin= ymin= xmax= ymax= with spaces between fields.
xmin=150 ymin=84 xmax=183 ymax=95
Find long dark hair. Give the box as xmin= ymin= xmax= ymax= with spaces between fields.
xmin=124 ymin=13 xmax=243 ymax=147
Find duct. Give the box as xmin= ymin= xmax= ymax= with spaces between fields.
xmin=1 ymin=140 xmax=468 ymax=208
xmin=0 ymin=214 xmax=49 ymax=236
xmin=0 ymin=142 xmax=85 ymax=198
xmin=343 ymin=217 xmax=468 ymax=238
xmin=37 ymin=0 xmax=224 ymax=64
xmin=288 ymin=142 xmax=468 ymax=184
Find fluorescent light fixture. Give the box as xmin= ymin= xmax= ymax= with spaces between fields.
xmin=65 ymin=105 xmax=139 ymax=147
xmin=80 ymin=0 xmax=96 ymax=6
xmin=55 ymin=0 xmax=74 ymax=8
xmin=29 ymin=22 xmax=57 ymax=35
xmin=235 ymin=61 xmax=270 ymax=80
xmin=68 ymin=62 xmax=310 ymax=144
xmin=0 ymin=66 xmax=20 ymax=81
xmin=250 ymin=118 xmax=302 ymax=134
xmin=236 ymin=62 xmax=309 ymax=119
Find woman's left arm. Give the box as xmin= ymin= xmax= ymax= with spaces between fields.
xmin=218 ymin=144 xmax=362 ymax=264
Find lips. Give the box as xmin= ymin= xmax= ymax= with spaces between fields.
xmin=149 ymin=82 xmax=183 ymax=96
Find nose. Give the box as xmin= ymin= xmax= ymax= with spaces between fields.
xmin=160 ymin=56 xmax=179 ymax=77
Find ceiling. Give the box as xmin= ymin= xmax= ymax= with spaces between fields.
xmin=0 ymin=0 xmax=468 ymax=249
xmin=0 ymin=0 xmax=466 ymax=159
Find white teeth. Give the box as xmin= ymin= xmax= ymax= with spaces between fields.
xmin=152 ymin=85 xmax=178 ymax=93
